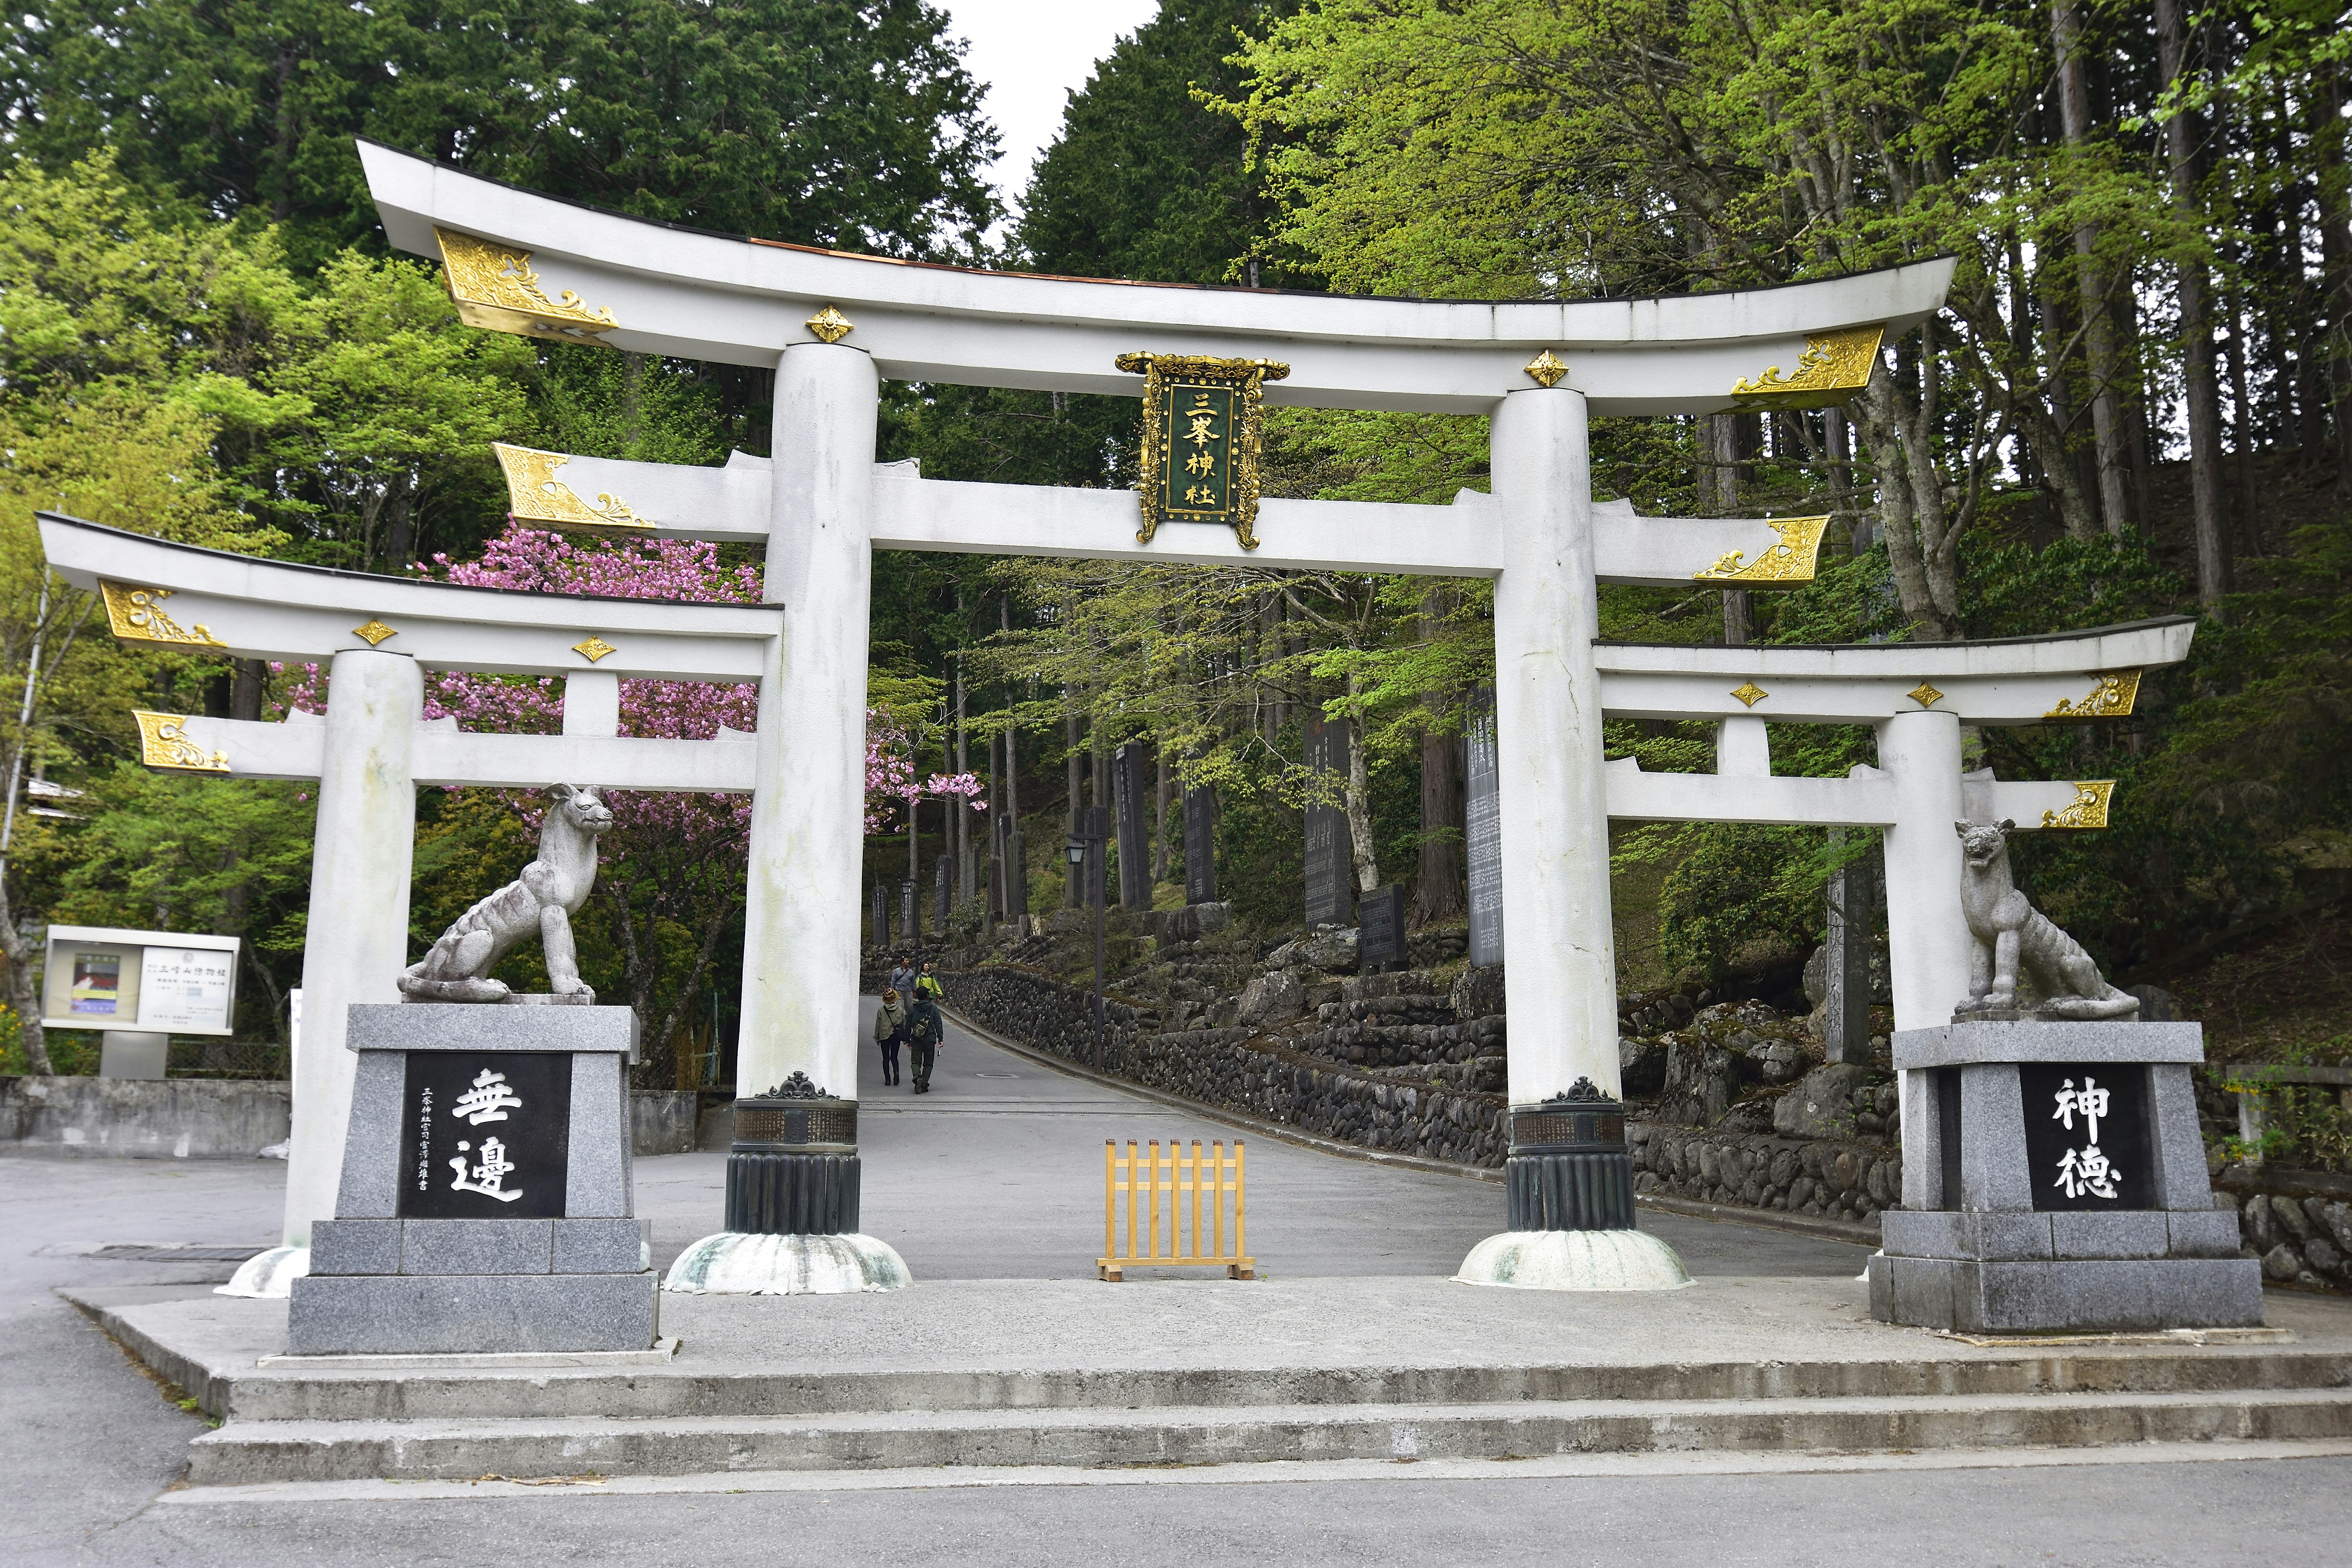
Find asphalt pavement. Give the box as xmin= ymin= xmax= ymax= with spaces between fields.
xmin=4 ymin=1005 xmax=2347 ymax=1565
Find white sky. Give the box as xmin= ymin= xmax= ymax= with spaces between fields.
xmin=937 ymin=0 xmax=1165 ymax=238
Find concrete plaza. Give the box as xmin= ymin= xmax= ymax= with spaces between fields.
xmin=8 ymin=1006 xmax=2352 ymax=1565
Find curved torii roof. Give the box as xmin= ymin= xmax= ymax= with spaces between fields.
xmin=358 ymin=140 xmax=1955 ymax=416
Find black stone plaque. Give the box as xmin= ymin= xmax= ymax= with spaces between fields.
xmin=1183 ymin=785 xmax=1217 ymax=905
xmin=900 ymin=880 xmax=917 ymax=942
xmin=2018 ymin=1062 xmax=2155 ymax=1211
xmin=1113 ymin=741 xmax=1152 ymax=910
xmin=935 ymin=854 xmax=952 ymax=932
xmin=1360 ymin=884 xmax=1405 ymax=971
xmin=872 ymin=883 xmax=889 ymax=946
xmin=1463 ymin=687 xmax=1503 ymax=967
xmin=1303 ymin=714 xmax=1353 ymax=928
xmin=396 ymin=1051 xmax=572 ymax=1220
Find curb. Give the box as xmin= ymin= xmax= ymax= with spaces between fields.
xmin=1633 ymin=1192 xmax=1882 ymax=1248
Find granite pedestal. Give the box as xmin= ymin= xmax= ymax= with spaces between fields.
xmin=1868 ymin=1019 xmax=2263 ymax=1334
xmin=286 ymin=1003 xmax=659 ymax=1355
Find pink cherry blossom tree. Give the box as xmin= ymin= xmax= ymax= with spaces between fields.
xmin=281 ymin=522 xmax=981 ymax=1076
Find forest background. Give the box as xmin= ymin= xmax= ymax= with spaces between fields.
xmin=0 ymin=0 xmax=2345 ymax=1090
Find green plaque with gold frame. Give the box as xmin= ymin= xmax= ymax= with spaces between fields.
xmin=1116 ymin=352 xmax=1291 ymax=549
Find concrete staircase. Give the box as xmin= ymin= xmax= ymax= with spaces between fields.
xmin=173 ymin=1346 xmax=2352 ymax=1485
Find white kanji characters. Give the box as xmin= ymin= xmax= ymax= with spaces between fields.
xmin=453 ymin=1067 xmax=524 ymax=1125
xmin=448 ymin=1136 xmax=523 ymax=1202
xmin=2055 ymin=1143 xmax=2120 ymax=1201
xmin=2052 ymin=1075 xmax=2109 ymax=1145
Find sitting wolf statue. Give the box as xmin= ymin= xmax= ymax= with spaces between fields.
xmin=399 ymin=783 xmax=614 ymax=1004
xmin=1953 ymin=820 xmax=2139 ymax=1021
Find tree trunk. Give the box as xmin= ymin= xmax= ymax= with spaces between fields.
xmin=953 ymin=638 xmax=970 ymax=902
xmin=1414 ymin=591 xmax=1464 ymax=925
xmin=2226 ymin=286 xmax=2262 ymax=553
xmin=2156 ymin=0 xmax=2231 ymax=605
xmin=0 ymin=875 xmax=51 ymax=1074
xmin=2315 ymin=69 xmax=2352 ymax=504
xmin=2052 ymin=0 xmax=2132 ymax=535
xmin=1343 ymin=672 xmax=1379 ymax=896
xmin=1001 ymin=597 xmax=1020 ymax=836
xmin=1064 ymin=692 xmax=1082 ymax=907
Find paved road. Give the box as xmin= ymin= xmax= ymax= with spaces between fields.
xmin=5 ymin=1012 xmax=2346 ymax=1565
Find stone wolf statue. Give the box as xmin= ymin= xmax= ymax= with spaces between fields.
xmin=399 ymin=784 xmax=614 ymax=1004
xmin=1954 ymin=820 xmax=2139 ymax=1021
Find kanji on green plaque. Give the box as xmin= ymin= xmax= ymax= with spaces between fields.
xmin=1158 ymin=382 xmax=1236 ymax=520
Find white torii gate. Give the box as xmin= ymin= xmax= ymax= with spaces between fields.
xmin=38 ymin=140 xmax=2189 ymax=1291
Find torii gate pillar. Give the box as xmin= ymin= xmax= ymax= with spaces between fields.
xmin=667 ymin=339 xmax=914 ymax=1291
xmin=1459 ymin=387 xmax=1689 ymax=1289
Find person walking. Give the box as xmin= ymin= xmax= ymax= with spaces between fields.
xmin=873 ymin=988 xmax=908 ymax=1088
xmin=888 ymin=955 xmax=918 ymax=1000
xmin=905 ymin=990 xmax=945 ymax=1095
xmin=915 ymin=960 xmax=944 ymax=1003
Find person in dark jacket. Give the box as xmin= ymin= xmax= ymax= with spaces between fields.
xmin=873 ymin=989 xmax=908 ymax=1087
xmin=905 ymin=993 xmax=945 ymax=1094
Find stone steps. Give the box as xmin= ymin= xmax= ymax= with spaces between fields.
xmin=183 ymin=1385 xmax=2352 ymax=1485
xmin=200 ymin=1347 xmax=2352 ymax=1425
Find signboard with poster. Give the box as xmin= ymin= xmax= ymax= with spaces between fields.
xmin=40 ymin=924 xmax=241 ymax=1036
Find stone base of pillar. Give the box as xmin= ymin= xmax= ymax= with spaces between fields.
xmin=215 ymin=1244 xmax=310 ymax=1300
xmin=723 ymin=1090 xmax=861 ymax=1234
xmin=661 ymin=1232 xmax=911 ymax=1295
xmin=725 ymin=1150 xmax=862 ymax=1234
xmin=1457 ymin=1089 xmax=1692 ymax=1289
xmin=1454 ymin=1229 xmax=1692 ymax=1290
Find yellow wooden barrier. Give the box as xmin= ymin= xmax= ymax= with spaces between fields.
xmin=1098 ymin=1138 xmax=1255 ymax=1281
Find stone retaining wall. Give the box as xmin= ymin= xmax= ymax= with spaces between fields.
xmin=1631 ymin=1122 xmax=1901 ymax=1227
xmin=0 ymin=1074 xmax=290 ymax=1158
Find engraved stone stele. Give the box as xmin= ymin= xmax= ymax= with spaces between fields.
xmin=1871 ymin=1020 xmax=2263 ymax=1334
xmin=1952 ymin=820 xmax=2138 ymax=1022
xmin=1866 ymin=831 xmax=2264 ymax=1333
xmin=398 ymin=784 xmax=612 ymax=1004
xmin=285 ymin=1003 xmax=659 ymax=1354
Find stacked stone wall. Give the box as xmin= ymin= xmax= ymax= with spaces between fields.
xmin=1631 ymin=1123 xmax=1901 ymax=1225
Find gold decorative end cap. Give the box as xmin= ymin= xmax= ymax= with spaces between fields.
xmin=805 ymin=305 xmax=855 ymax=344
xmin=1523 ymin=349 xmax=1568 ymax=389
xmin=2042 ymin=780 xmax=2115 ymax=830
xmin=1692 ymin=517 xmax=1830 ymax=584
xmin=101 ymin=583 xmax=225 ymax=648
xmin=492 ymin=442 xmax=650 ymax=532
xmin=572 ymin=634 xmax=617 ymax=664
xmin=1730 ymin=682 xmax=1769 ymax=709
xmin=351 ymin=619 xmax=397 ymax=647
xmin=1732 ymin=325 xmax=1884 ymax=409
xmin=1907 ymin=682 xmax=1944 ymax=709
xmin=2044 ymin=671 xmax=2141 ymax=721
xmin=435 ymin=228 xmax=618 ymax=344
xmin=133 ymin=711 xmax=229 ymax=774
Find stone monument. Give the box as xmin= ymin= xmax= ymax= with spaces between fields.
xmin=1113 ymin=741 xmax=1152 ymax=911
xmin=1462 ymin=689 xmax=1503 ymax=969
xmin=288 ymin=1003 xmax=657 ymax=1353
xmin=1303 ymin=714 xmax=1353 ymax=929
xmin=1359 ymin=884 xmax=1406 ymax=973
xmin=1870 ymin=822 xmax=2261 ymax=1333
xmin=1183 ymin=784 xmax=1216 ymax=906
xmin=289 ymin=785 xmax=658 ymax=1353
xmin=1824 ymin=847 xmax=1874 ymax=1064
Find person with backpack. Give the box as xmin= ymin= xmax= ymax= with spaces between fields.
xmin=904 ymin=991 xmax=945 ymax=1094
xmin=872 ymin=988 xmax=908 ymax=1088
xmin=915 ymin=960 xmax=944 ymax=1002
